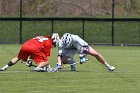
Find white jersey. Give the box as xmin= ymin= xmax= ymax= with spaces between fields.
xmin=57 ymin=34 xmax=88 ymax=58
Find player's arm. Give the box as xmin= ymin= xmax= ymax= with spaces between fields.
xmin=53 ymin=48 xmax=63 ymax=71
xmin=56 ymin=40 xmax=63 ymax=65
xmin=57 ymin=52 xmax=62 ymax=65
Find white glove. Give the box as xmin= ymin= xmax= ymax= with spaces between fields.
xmin=46 ymin=67 xmax=54 ymax=72
xmin=53 ymin=64 xmax=62 ymax=72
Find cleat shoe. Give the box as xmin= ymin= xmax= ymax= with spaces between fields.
xmin=33 ymin=67 xmax=46 ymax=72
xmin=108 ymin=66 xmax=115 ymax=71
xmin=0 ymin=68 xmax=6 ymax=71
xmin=46 ymin=67 xmax=54 ymax=72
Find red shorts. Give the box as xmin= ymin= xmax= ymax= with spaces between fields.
xmin=18 ymin=43 xmax=48 ymax=64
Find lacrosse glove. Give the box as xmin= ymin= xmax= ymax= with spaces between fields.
xmin=53 ymin=64 xmax=62 ymax=72
xmin=79 ymin=54 xmax=86 ymax=64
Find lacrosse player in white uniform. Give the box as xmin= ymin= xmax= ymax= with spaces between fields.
xmin=54 ymin=33 xmax=115 ymax=72
xmin=51 ymin=33 xmax=77 ymax=71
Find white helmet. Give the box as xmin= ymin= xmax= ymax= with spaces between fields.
xmin=61 ymin=33 xmax=72 ymax=48
xmin=51 ymin=33 xmax=60 ymax=43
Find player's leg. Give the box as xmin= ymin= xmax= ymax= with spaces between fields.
xmin=68 ymin=59 xmax=76 ymax=71
xmin=33 ymin=61 xmax=48 ymax=72
xmin=0 ymin=56 xmax=21 ymax=71
xmin=0 ymin=46 xmax=29 ymax=71
xmin=33 ymin=62 xmax=53 ymax=72
xmin=88 ymin=46 xmax=115 ymax=71
xmin=61 ymin=56 xmax=76 ymax=71
xmin=32 ymin=52 xmax=52 ymax=72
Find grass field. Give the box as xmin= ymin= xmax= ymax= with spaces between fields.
xmin=0 ymin=44 xmax=140 ymax=93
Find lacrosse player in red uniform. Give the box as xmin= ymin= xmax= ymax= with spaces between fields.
xmin=0 ymin=35 xmax=53 ymax=72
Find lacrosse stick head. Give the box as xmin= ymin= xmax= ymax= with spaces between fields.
xmin=51 ymin=33 xmax=60 ymax=43
xmin=51 ymin=33 xmax=60 ymax=46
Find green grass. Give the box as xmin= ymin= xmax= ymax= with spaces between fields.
xmin=0 ymin=44 xmax=140 ymax=93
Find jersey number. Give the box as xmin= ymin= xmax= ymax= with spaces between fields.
xmin=33 ymin=36 xmax=48 ymax=42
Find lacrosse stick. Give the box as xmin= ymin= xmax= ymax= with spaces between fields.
xmin=21 ymin=61 xmax=37 ymax=67
xmin=63 ymin=58 xmax=89 ymax=68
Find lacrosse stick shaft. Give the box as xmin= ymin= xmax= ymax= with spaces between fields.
xmin=21 ymin=61 xmax=37 ymax=67
xmin=21 ymin=61 xmax=29 ymax=66
xmin=63 ymin=58 xmax=89 ymax=68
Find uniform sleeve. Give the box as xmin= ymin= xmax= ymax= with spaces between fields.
xmin=58 ymin=48 xmax=63 ymax=56
xmin=57 ymin=40 xmax=63 ymax=56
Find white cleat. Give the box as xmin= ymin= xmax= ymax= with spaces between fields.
xmin=108 ymin=66 xmax=115 ymax=71
xmin=0 ymin=68 xmax=6 ymax=71
xmin=33 ymin=67 xmax=46 ymax=72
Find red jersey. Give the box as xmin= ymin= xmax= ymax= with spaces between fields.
xmin=18 ymin=36 xmax=52 ymax=64
xmin=25 ymin=36 xmax=52 ymax=56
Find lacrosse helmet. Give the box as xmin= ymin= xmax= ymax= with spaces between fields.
xmin=51 ymin=33 xmax=60 ymax=43
xmin=61 ymin=33 xmax=72 ymax=48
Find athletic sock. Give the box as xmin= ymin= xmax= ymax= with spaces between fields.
xmin=7 ymin=61 xmax=14 ymax=66
xmin=2 ymin=61 xmax=14 ymax=70
xmin=104 ymin=61 xmax=111 ymax=68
